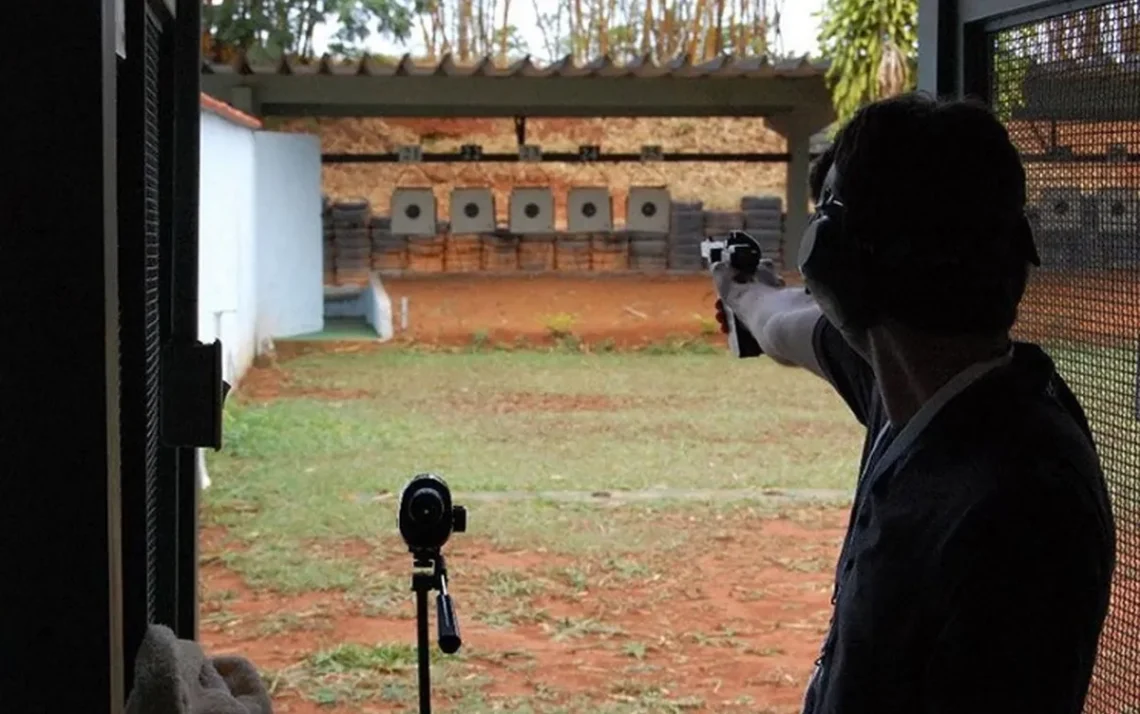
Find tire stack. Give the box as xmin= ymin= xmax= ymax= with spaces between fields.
xmin=481 ymin=231 xmax=520 ymax=271
xmin=321 ymin=196 xmax=335 ymax=285
xmin=518 ymin=234 xmax=557 ymax=271
xmin=668 ymin=200 xmax=705 ymax=271
xmin=557 ymin=233 xmax=593 ymax=271
xmin=330 ymin=198 xmax=372 ymax=285
xmin=628 ymin=231 xmax=669 ymax=271
xmin=590 ymin=233 xmax=629 ymax=271
xmin=370 ymin=215 xmax=404 ymax=272
xmin=740 ymin=196 xmax=785 ymax=268
xmin=405 ymin=221 xmax=448 ymax=273
xmin=702 ymin=210 xmax=745 ymax=236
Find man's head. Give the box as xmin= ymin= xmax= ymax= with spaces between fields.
xmin=804 ymin=92 xmax=1036 ymax=340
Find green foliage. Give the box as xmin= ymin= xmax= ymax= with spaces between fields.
xmin=202 ymin=0 xmax=414 ymax=61
xmin=815 ymin=0 xmax=919 ymax=128
xmin=991 ymin=26 xmax=1034 ymax=122
xmin=541 ymin=312 xmax=578 ymax=339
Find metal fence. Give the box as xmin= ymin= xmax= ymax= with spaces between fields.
xmin=988 ymin=1 xmax=1140 ymax=709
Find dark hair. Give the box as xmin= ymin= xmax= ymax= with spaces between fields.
xmin=829 ymin=92 xmax=1031 ymax=336
xmin=809 ymin=142 xmax=838 ymax=204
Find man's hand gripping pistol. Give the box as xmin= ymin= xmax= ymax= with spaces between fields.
xmin=701 ymin=230 xmax=765 ymax=359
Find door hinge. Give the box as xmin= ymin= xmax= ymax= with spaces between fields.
xmin=160 ymin=339 xmax=229 ymax=450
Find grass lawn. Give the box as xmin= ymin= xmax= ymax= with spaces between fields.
xmin=201 ymin=346 xmax=864 ymax=713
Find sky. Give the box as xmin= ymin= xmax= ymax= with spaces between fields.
xmin=310 ymin=0 xmax=826 ymax=60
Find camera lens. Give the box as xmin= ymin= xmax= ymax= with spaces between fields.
xmin=409 ymin=488 xmax=445 ymax=524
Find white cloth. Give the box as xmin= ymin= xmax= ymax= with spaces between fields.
xmin=125 ymin=625 xmax=272 ymax=714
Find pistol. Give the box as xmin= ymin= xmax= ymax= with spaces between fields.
xmin=701 ymin=230 xmax=764 ymax=359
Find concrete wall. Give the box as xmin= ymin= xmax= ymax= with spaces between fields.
xmin=198 ymin=110 xmax=257 ymax=386
xmin=198 ymin=112 xmax=323 ymax=387
xmin=254 ymin=131 xmax=324 ymax=342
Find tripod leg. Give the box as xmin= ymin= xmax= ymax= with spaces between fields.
xmin=416 ymin=585 xmax=431 ymax=714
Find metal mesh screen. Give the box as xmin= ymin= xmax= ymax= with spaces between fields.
xmin=142 ymin=7 xmax=163 ymax=620
xmin=989 ymin=3 xmax=1140 ymax=711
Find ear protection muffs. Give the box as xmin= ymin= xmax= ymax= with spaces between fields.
xmin=798 ymin=164 xmax=877 ymax=332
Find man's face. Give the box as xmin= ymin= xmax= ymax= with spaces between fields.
xmin=807 ymin=279 xmax=872 ymax=360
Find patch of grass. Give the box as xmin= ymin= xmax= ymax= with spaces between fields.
xmin=308 ymin=642 xmax=429 ymax=673
xmin=294 ymin=641 xmax=483 ymax=706
xmin=485 ymin=569 xmax=545 ymax=598
xmin=256 ymin=610 xmax=332 ymax=636
xmin=622 ymin=641 xmax=649 ymax=660
xmin=640 ymin=336 xmax=719 ymax=355
xmin=541 ymin=312 xmax=578 ymax=339
xmin=543 ymin=616 xmax=626 ymax=641
xmin=203 ymin=350 xmax=859 ymax=592
xmin=469 ymin=329 xmax=492 ymax=350
xmin=218 ymin=541 xmax=360 ymax=594
xmin=595 ymin=337 xmax=618 ymax=352
xmin=695 ymin=314 xmax=720 ymax=336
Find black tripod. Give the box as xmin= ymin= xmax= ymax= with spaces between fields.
xmin=411 ymin=549 xmax=462 ymax=714
xmin=398 ymin=473 xmax=466 ymax=714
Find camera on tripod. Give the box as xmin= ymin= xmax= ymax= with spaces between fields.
xmin=398 ymin=473 xmax=467 ymax=714
xmin=399 ymin=473 xmax=467 ymax=554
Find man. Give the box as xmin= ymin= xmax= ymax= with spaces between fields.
xmin=714 ymin=94 xmax=1115 ymax=713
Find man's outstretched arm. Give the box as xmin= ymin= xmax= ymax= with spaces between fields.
xmin=712 ymin=260 xmax=879 ymax=426
xmin=712 ymin=260 xmax=826 ymax=377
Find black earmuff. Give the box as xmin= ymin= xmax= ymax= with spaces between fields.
xmin=798 ymin=164 xmax=877 ymax=332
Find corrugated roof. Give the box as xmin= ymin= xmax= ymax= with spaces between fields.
xmin=202 ymin=51 xmax=829 ymax=80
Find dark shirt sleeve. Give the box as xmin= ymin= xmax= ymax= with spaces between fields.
xmin=811 ymin=317 xmax=877 ymax=426
xmin=922 ymin=482 xmax=1110 ymax=714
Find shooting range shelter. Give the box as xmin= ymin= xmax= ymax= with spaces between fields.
xmin=199 ymin=52 xmax=836 ymax=261
xmin=5 ymin=0 xmax=1140 ymax=711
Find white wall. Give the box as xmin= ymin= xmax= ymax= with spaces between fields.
xmin=198 ymin=110 xmax=257 ymax=386
xmin=254 ymin=131 xmax=324 ymax=341
xmin=197 ymin=112 xmax=324 ymax=388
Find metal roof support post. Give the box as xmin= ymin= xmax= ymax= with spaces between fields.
xmin=766 ymin=111 xmax=831 ymax=268
xmin=783 ymin=130 xmax=811 ymax=267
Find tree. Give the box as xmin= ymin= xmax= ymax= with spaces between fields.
xmin=202 ymin=0 xmax=791 ymax=64
xmin=815 ymin=0 xmax=918 ymax=128
xmin=201 ymin=0 xmax=415 ymax=62
xmin=530 ymin=0 xmax=783 ymax=65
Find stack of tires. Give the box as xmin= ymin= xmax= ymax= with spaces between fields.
xmin=330 ymin=198 xmax=372 ymax=285
xmin=740 ymin=196 xmax=784 ymax=268
xmin=628 ymin=231 xmax=669 ymax=271
xmin=702 ymin=210 xmax=745 ymax=236
xmin=668 ymin=200 xmax=705 ymax=270
xmin=557 ymin=233 xmax=593 ymax=271
xmin=370 ymin=215 xmax=404 ymax=272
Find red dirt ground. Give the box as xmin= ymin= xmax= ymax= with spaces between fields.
xmin=199 ymin=509 xmax=847 ymax=714
xmin=381 ymin=273 xmax=725 ymax=347
xmin=341 ymin=271 xmax=1140 ymax=352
